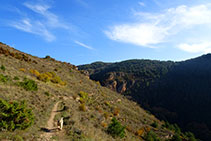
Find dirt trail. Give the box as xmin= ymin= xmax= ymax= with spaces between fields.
xmin=40 ymin=101 xmax=61 ymax=141
xmin=47 ymin=101 xmax=60 ymax=129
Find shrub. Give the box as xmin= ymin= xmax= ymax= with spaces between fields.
xmin=151 ymin=121 xmax=158 ymax=128
xmin=145 ymin=131 xmax=161 ymax=141
xmin=104 ymin=101 xmax=111 ymax=107
xmin=184 ymin=132 xmax=197 ymax=141
xmin=13 ymin=76 xmax=20 ymax=80
xmin=79 ymin=103 xmax=86 ymax=112
xmin=0 ymin=98 xmax=34 ymax=131
xmin=79 ymin=91 xmax=88 ymax=99
xmin=36 ymin=71 xmax=66 ymax=86
xmin=0 ymin=65 xmax=6 ymax=71
xmin=19 ymin=78 xmax=38 ymax=91
xmin=29 ymin=69 xmax=40 ymax=77
xmin=173 ymin=124 xmax=181 ymax=134
xmin=107 ymin=117 xmax=125 ymax=138
xmin=78 ymin=91 xmax=89 ymax=103
xmin=44 ymin=92 xmax=50 ymax=96
xmin=136 ymin=128 xmax=145 ymax=136
xmin=145 ymin=126 xmax=151 ymax=132
xmin=162 ymin=121 xmax=175 ymax=130
xmin=19 ymin=68 xmax=26 ymax=72
xmin=0 ymin=74 xmax=10 ymax=83
xmin=38 ymin=73 xmax=51 ymax=82
xmin=51 ymin=76 xmax=62 ymax=84
xmin=170 ymin=133 xmax=182 ymax=141
xmin=162 ymin=121 xmax=181 ymax=134
xmin=79 ymin=97 xmax=85 ymax=104
xmin=13 ymin=135 xmax=23 ymax=141
xmin=96 ymin=81 xmax=101 ymax=85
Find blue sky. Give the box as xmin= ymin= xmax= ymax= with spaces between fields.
xmin=1 ymin=0 xmax=211 ymax=65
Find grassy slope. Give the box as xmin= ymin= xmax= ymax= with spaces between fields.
xmin=0 ymin=43 xmax=172 ymax=140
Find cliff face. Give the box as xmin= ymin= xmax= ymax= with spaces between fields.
xmin=98 ymin=72 xmax=128 ymax=93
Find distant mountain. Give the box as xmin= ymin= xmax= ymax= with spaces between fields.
xmin=0 ymin=42 xmax=188 ymax=140
xmin=78 ymin=54 xmax=211 ymax=140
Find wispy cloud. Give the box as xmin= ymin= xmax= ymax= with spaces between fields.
xmin=23 ymin=2 xmax=68 ymax=29
xmin=11 ymin=18 xmax=55 ymax=41
xmin=10 ymin=1 xmax=69 ymax=42
xmin=105 ymin=3 xmax=211 ymax=53
xmin=74 ymin=40 xmax=94 ymax=50
xmin=138 ymin=2 xmax=145 ymax=7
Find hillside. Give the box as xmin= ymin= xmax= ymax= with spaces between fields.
xmin=78 ymin=55 xmax=211 ymax=141
xmin=0 ymin=42 xmax=187 ymax=141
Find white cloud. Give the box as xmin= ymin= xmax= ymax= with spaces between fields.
xmin=10 ymin=2 xmax=69 ymax=42
xmin=105 ymin=3 xmax=211 ymax=53
xmin=11 ymin=18 xmax=55 ymax=42
xmin=105 ymin=24 xmax=168 ymax=47
xmin=23 ymin=2 xmax=68 ymax=29
xmin=138 ymin=2 xmax=145 ymax=7
xmin=74 ymin=41 xmax=94 ymax=50
xmin=178 ymin=42 xmax=211 ymax=53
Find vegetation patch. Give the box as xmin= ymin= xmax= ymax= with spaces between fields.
xmin=0 ymin=65 xmax=6 ymax=71
xmin=0 ymin=74 xmax=10 ymax=83
xmin=107 ymin=117 xmax=125 ymax=138
xmin=79 ymin=103 xmax=86 ymax=112
xmin=144 ymin=131 xmax=160 ymax=141
xmin=0 ymin=98 xmax=34 ymax=131
xmin=30 ymin=69 xmax=66 ymax=86
xmin=19 ymin=78 xmax=38 ymax=91
xmin=135 ymin=128 xmax=145 ymax=137
xmin=13 ymin=76 xmax=20 ymax=81
xmin=162 ymin=121 xmax=197 ymax=141
xmin=151 ymin=121 xmax=158 ymax=128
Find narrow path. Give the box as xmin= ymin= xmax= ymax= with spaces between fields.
xmin=40 ymin=101 xmax=61 ymax=141
xmin=47 ymin=101 xmax=60 ymax=129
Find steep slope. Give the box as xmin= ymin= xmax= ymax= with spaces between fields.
xmin=78 ymin=55 xmax=211 ymax=140
xmin=0 ymin=42 xmax=175 ymax=140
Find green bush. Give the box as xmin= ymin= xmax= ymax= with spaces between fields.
xmin=162 ymin=121 xmax=178 ymax=131
xmin=13 ymin=76 xmax=20 ymax=80
xmin=19 ymin=78 xmax=38 ymax=91
xmin=44 ymin=91 xmax=50 ymax=96
xmin=184 ymin=132 xmax=197 ymax=141
xmin=0 ymin=74 xmax=10 ymax=83
xmin=145 ymin=131 xmax=161 ymax=141
xmin=0 ymin=65 xmax=6 ymax=71
xmin=0 ymin=98 xmax=34 ymax=131
xmin=151 ymin=121 xmax=158 ymax=128
xmin=13 ymin=135 xmax=23 ymax=141
xmin=107 ymin=117 xmax=125 ymax=138
xmin=170 ymin=133 xmax=182 ymax=141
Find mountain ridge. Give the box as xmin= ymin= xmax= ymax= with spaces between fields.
xmin=78 ymin=54 xmax=211 ymax=140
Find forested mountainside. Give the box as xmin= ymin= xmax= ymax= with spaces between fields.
xmin=0 ymin=42 xmax=192 ymax=141
xmin=78 ymin=55 xmax=211 ymax=141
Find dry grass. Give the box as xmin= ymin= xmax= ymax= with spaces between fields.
xmin=0 ymin=43 xmax=172 ymax=140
